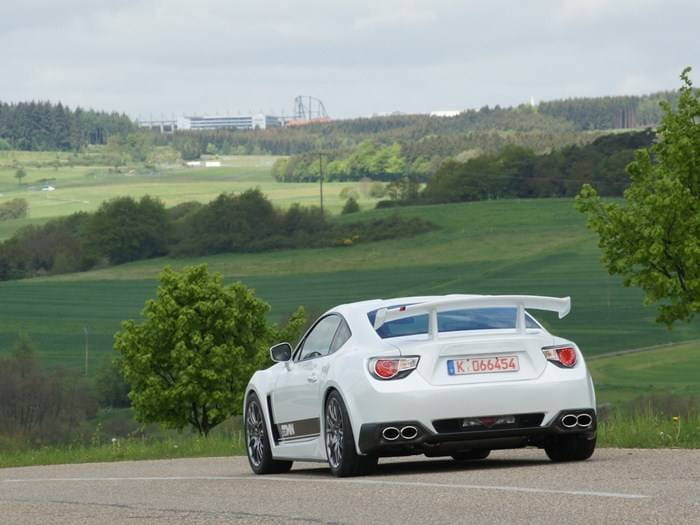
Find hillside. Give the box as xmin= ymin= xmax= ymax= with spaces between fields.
xmin=0 ymin=152 xmax=381 ymax=240
xmin=589 ymin=340 xmax=700 ymax=404
xmin=1 ymin=199 xmax=698 ymax=371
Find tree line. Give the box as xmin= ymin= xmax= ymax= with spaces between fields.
xmin=0 ymin=336 xmax=99 ymax=448
xmin=0 ymin=189 xmax=435 ymax=281
xmin=163 ymin=109 xmax=601 ymax=160
xmin=370 ymin=129 xmax=655 ymax=206
xmin=272 ymin=129 xmax=655 ymax=199
xmin=270 ymin=129 xmax=616 ymax=183
xmin=0 ymin=101 xmax=134 ymax=151
xmin=539 ymin=92 xmax=680 ymax=131
xmin=0 ymin=92 xmax=675 ymax=159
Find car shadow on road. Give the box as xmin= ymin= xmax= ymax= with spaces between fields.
xmin=290 ymin=457 xmax=553 ymax=478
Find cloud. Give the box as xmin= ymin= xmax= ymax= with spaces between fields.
xmin=0 ymin=0 xmax=697 ymax=117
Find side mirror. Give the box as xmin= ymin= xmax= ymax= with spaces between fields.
xmin=270 ymin=342 xmax=293 ymax=363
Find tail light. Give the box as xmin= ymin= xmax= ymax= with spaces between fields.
xmin=369 ymin=356 xmax=420 ymax=380
xmin=542 ymin=345 xmax=577 ymax=368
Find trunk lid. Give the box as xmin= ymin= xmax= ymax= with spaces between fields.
xmin=392 ymin=330 xmax=553 ymax=386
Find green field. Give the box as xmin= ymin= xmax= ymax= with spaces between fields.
xmin=0 ymin=150 xmax=381 ymax=239
xmin=1 ymin=197 xmax=699 ymax=372
xmin=589 ymin=340 xmax=700 ymax=404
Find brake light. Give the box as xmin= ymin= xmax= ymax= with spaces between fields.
xmin=369 ymin=357 xmax=420 ymax=380
xmin=542 ymin=345 xmax=577 ymax=368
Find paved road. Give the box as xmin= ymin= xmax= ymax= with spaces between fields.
xmin=1 ymin=449 xmax=698 ymax=524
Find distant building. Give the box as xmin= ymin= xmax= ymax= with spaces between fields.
xmin=429 ymin=110 xmax=462 ymax=117
xmin=176 ymin=114 xmax=283 ymax=131
xmin=138 ymin=119 xmax=178 ymax=133
xmin=138 ymin=114 xmax=285 ymax=133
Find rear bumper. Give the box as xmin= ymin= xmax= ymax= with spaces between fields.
xmin=358 ymin=409 xmax=597 ymax=456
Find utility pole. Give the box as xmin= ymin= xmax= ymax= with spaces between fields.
xmin=319 ymin=152 xmax=324 ymax=214
xmin=83 ymin=326 xmax=89 ymax=376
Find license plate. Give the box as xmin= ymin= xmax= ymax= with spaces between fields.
xmin=447 ymin=356 xmax=519 ymax=375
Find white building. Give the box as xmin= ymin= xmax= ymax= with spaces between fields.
xmin=176 ymin=114 xmax=283 ymax=131
xmin=429 ymin=110 xmax=462 ymax=117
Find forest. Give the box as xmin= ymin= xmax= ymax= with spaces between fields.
xmin=272 ymin=129 xmax=655 ymax=195
xmin=420 ymin=129 xmax=655 ymax=202
xmin=0 ymin=90 xmax=678 ymax=157
xmin=0 ymin=101 xmax=134 ymax=151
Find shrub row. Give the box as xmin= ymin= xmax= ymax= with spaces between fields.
xmin=0 ymin=189 xmax=436 ymax=280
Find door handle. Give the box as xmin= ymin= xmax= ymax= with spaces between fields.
xmin=307 ymin=373 xmax=318 ymax=383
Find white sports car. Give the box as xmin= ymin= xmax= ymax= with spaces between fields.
xmin=244 ymin=294 xmax=597 ymax=477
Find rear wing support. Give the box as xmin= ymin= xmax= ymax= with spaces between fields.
xmin=372 ymin=295 xmax=571 ymax=340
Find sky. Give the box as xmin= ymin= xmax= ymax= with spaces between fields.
xmin=1 ymin=0 xmax=698 ymax=119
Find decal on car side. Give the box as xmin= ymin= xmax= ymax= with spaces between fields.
xmin=276 ymin=418 xmax=321 ymax=442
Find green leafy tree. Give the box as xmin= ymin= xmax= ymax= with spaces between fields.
xmin=115 ymin=264 xmax=271 ymax=436
xmin=95 ymin=356 xmax=131 ymax=408
xmin=14 ymin=167 xmax=26 ymax=184
xmin=267 ymin=306 xmax=308 ymax=356
xmin=339 ymin=186 xmax=360 ymax=201
xmin=105 ymin=135 xmax=127 ymax=167
xmin=576 ymin=68 xmax=700 ymax=325
xmin=0 ymin=198 xmax=28 ymax=220
xmin=126 ymin=132 xmax=153 ymax=162
xmin=341 ymin=196 xmax=360 ymax=214
xmin=86 ymin=195 xmax=170 ymax=264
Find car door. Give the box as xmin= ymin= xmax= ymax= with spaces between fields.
xmin=271 ymin=314 xmax=342 ymax=442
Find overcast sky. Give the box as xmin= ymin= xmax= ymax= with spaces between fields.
xmin=2 ymin=0 xmax=697 ymax=119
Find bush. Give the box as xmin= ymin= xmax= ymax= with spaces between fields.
xmin=165 ymin=201 xmax=203 ymax=222
xmin=85 ymin=196 xmax=170 ymax=265
xmin=95 ymin=357 xmax=131 ymax=409
xmin=0 ymin=188 xmax=438 ymax=281
xmin=339 ymin=187 xmax=360 ymax=201
xmin=0 ymin=336 xmax=98 ymax=447
xmin=375 ymin=199 xmax=399 ymax=209
xmin=173 ymin=189 xmax=281 ymax=256
xmin=341 ymin=197 xmax=360 ymax=214
xmin=0 ymin=198 xmax=28 ymax=220
xmin=368 ymin=181 xmax=386 ymax=198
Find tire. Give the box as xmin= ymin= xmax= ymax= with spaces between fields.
xmin=545 ymin=434 xmax=596 ymax=462
xmin=452 ymin=449 xmax=491 ymax=461
xmin=245 ymin=393 xmax=293 ymax=474
xmin=324 ymin=390 xmax=378 ymax=477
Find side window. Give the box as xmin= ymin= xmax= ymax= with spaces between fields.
xmin=298 ymin=315 xmax=342 ymax=361
xmin=525 ymin=313 xmax=541 ymax=329
xmin=330 ymin=319 xmax=351 ymax=354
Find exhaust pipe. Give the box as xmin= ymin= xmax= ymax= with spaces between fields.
xmin=577 ymin=413 xmax=593 ymax=427
xmin=400 ymin=426 xmax=418 ymax=440
xmin=382 ymin=427 xmax=400 ymax=441
xmin=561 ymin=414 xmax=578 ymax=428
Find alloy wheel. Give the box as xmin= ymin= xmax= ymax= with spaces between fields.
xmin=246 ymin=400 xmax=265 ymax=467
xmin=325 ymin=397 xmax=344 ymax=469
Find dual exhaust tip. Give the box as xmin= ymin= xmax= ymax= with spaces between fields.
xmin=382 ymin=425 xmax=418 ymax=441
xmin=561 ymin=413 xmax=593 ymax=429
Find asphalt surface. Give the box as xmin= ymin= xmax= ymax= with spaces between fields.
xmin=1 ymin=449 xmax=698 ymax=524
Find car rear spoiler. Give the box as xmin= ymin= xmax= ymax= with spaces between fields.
xmin=372 ymin=295 xmax=571 ymax=340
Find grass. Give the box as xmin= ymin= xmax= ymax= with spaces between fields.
xmin=1 ymin=342 xmax=699 ymax=469
xmin=0 ymin=150 xmax=381 ymax=239
xmin=589 ymin=340 xmax=700 ymax=405
xmin=1 ymin=198 xmax=699 ymax=371
xmin=598 ymin=412 xmax=700 ymax=448
xmin=0 ymin=411 xmax=696 ymax=469
xmin=0 ymin=434 xmax=246 ymax=469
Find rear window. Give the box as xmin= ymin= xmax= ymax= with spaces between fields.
xmin=367 ymin=306 xmax=540 ymax=339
